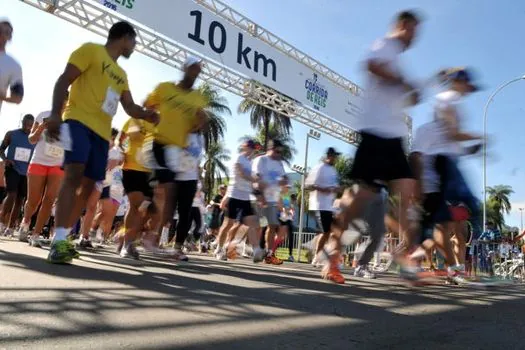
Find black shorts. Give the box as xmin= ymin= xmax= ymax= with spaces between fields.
xmin=100 ymin=186 xmax=110 ymax=199
xmin=122 ymin=169 xmax=153 ymax=198
xmin=152 ymin=141 xmax=175 ymax=184
xmin=315 ymin=210 xmax=333 ymax=234
xmin=349 ymin=132 xmax=413 ymax=187
xmin=227 ymin=198 xmax=254 ymax=221
xmin=0 ymin=186 xmax=6 ymax=203
xmin=4 ymin=166 xmax=27 ymax=198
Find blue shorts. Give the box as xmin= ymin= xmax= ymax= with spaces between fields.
xmin=63 ymin=120 xmax=109 ymax=181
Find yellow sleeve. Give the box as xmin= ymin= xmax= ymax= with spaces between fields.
xmin=68 ymin=43 xmax=95 ymax=73
xmin=144 ymin=84 xmax=163 ymax=109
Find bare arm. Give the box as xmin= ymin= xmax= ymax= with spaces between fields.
xmin=51 ymin=64 xmax=81 ymax=117
xmin=0 ymin=131 xmax=12 ymax=163
xmin=441 ymin=107 xmax=482 ymax=142
xmin=1 ymin=83 xmax=24 ymax=104
xmin=28 ymin=121 xmax=46 ymax=145
xmin=121 ymin=91 xmax=160 ymax=124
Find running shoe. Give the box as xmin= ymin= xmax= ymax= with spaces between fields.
xmin=47 ymin=240 xmax=76 ymax=264
xmin=120 ymin=244 xmax=140 ymax=260
xmin=29 ymin=236 xmax=42 ymax=248
xmin=264 ymin=255 xmax=283 ymax=265
xmin=311 ymin=256 xmax=323 ymax=268
xmin=321 ymin=255 xmax=345 ymax=284
xmin=216 ymin=248 xmax=227 ymax=261
xmin=253 ymin=247 xmax=265 ymax=263
xmin=77 ymin=238 xmax=94 ymax=250
xmin=173 ymin=247 xmax=189 ymax=262
xmin=354 ymin=265 xmax=376 ymax=279
xmin=17 ymin=226 xmax=29 ymax=242
xmin=3 ymin=228 xmax=13 ymax=238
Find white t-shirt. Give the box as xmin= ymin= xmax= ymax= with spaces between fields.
xmin=176 ymin=133 xmax=204 ymax=181
xmin=412 ymin=122 xmax=440 ymax=194
xmin=433 ymin=90 xmax=464 ymax=156
xmin=359 ymin=37 xmax=409 ymax=138
xmin=306 ymin=162 xmax=339 ymax=211
xmin=227 ymin=154 xmax=253 ymax=201
xmin=29 ymin=111 xmax=65 ymax=167
xmin=0 ymin=52 xmax=23 ymax=113
xmin=252 ymin=155 xmax=285 ymax=203
xmin=109 ymin=167 xmax=125 ymax=203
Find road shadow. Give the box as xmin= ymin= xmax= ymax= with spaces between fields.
xmin=1 ymin=242 xmax=524 ymax=349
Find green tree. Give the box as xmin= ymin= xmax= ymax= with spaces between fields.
xmin=203 ymin=141 xmax=231 ymax=202
xmin=486 ymin=185 xmax=514 ymax=230
xmin=240 ymin=122 xmax=297 ymax=164
xmin=334 ymin=155 xmax=353 ymax=190
xmin=198 ymin=83 xmax=231 ymax=151
xmin=238 ymin=97 xmax=292 ymax=151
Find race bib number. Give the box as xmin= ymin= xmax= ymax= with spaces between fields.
xmin=266 ymin=186 xmax=280 ymax=203
xmin=14 ymin=147 xmax=31 ymax=162
xmin=44 ymin=142 xmax=64 ymax=159
xmin=101 ymin=87 xmax=120 ymax=117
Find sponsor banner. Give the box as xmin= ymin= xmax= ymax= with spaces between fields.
xmin=99 ymin=0 xmax=363 ymax=129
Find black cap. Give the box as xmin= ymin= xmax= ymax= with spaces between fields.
xmin=326 ymin=147 xmax=341 ymax=157
xmin=447 ymin=67 xmax=482 ymax=92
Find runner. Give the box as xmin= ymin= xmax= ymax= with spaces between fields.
xmin=172 ymin=131 xmax=205 ymax=261
xmin=252 ymin=139 xmax=288 ymax=265
xmin=327 ymin=11 xmax=422 ymax=284
xmin=45 ymin=21 xmax=159 ymax=263
xmin=119 ymin=117 xmax=156 ymax=258
xmin=209 ymin=185 xmax=227 ymax=237
xmin=0 ymin=19 xmax=24 ymax=111
xmin=16 ymin=97 xmax=68 ymax=246
xmin=215 ymin=139 xmax=264 ymax=262
xmin=432 ymin=67 xmax=485 ymax=281
xmin=143 ymin=57 xmax=208 ymax=256
xmin=0 ymin=114 xmax=35 ymax=236
xmin=408 ymin=121 xmax=459 ymax=282
xmin=305 ymin=147 xmax=340 ymax=267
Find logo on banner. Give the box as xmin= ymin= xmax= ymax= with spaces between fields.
xmin=305 ymin=73 xmax=328 ymax=110
xmin=100 ymin=0 xmax=135 ymax=11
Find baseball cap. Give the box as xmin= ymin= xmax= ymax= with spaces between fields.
xmin=447 ymin=67 xmax=482 ymax=92
xmin=183 ymin=56 xmax=202 ymax=69
xmin=326 ymin=147 xmax=341 ymax=157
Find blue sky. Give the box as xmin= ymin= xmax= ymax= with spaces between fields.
xmin=2 ymin=0 xmax=525 ymax=227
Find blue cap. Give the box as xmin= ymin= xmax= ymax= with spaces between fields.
xmin=448 ymin=68 xmax=481 ymax=91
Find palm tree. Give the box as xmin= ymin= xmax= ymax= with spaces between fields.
xmin=240 ymin=122 xmax=297 ymax=164
xmin=238 ymin=97 xmax=292 ymax=151
xmin=198 ymin=83 xmax=231 ymax=151
xmin=203 ymin=141 xmax=231 ymax=202
xmin=486 ymin=185 xmax=513 ymax=230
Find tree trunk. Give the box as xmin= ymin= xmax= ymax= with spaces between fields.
xmin=263 ymin=113 xmax=270 ymax=151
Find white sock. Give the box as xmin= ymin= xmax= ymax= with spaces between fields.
xmin=21 ymin=222 xmax=30 ymax=231
xmin=96 ymin=228 xmax=104 ymax=239
xmin=54 ymin=227 xmax=70 ymax=242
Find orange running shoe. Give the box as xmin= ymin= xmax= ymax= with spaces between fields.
xmin=321 ymin=256 xmax=345 ymax=284
xmin=265 ymin=255 xmax=283 ymax=265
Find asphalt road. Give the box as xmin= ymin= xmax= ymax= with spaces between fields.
xmin=1 ymin=238 xmax=523 ymax=350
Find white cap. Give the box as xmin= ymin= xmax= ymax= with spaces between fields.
xmin=183 ymin=56 xmax=202 ymax=68
xmin=0 ymin=17 xmax=12 ymax=27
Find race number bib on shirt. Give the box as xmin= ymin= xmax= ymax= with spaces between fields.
xmin=44 ymin=142 xmax=64 ymax=159
xmin=14 ymin=147 xmax=31 ymax=162
xmin=102 ymin=87 xmax=120 ymax=117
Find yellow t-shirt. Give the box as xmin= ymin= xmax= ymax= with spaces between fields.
xmin=63 ymin=43 xmax=130 ymax=141
xmin=144 ymin=83 xmax=208 ymax=147
xmin=121 ymin=118 xmax=155 ymax=172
